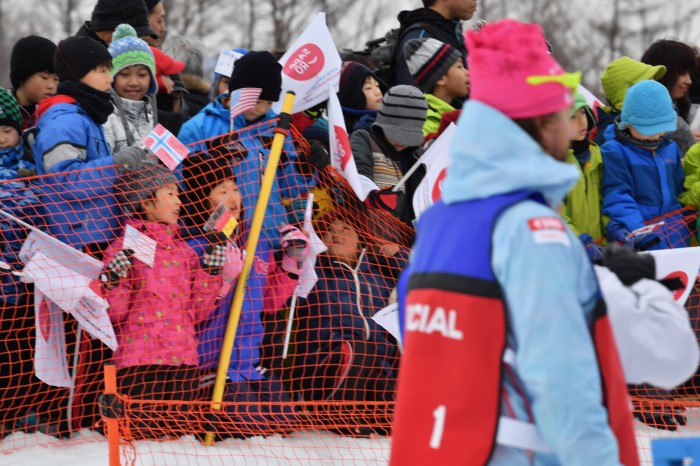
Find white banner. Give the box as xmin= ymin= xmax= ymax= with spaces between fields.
xmin=274 ymin=12 xmax=342 ymax=113
xmin=412 ymin=123 xmax=456 ymax=220
xmin=647 ymin=246 xmax=700 ymax=305
xmin=34 ymin=293 xmax=71 ymax=387
xmin=372 ymin=302 xmax=403 ymax=352
xmin=327 ymin=88 xmax=378 ymax=201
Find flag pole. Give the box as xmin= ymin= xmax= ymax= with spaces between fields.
xmin=203 ymin=91 xmax=296 ymax=445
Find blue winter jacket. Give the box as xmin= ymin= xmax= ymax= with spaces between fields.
xmin=33 ymin=99 xmax=121 ymax=248
xmin=428 ymin=101 xmax=621 ymax=465
xmin=601 ymin=124 xmax=688 ymax=249
xmin=297 ymin=249 xmax=408 ymax=367
xmin=187 ymin=227 xmax=269 ymax=382
xmin=178 ymin=95 xmax=314 ymax=247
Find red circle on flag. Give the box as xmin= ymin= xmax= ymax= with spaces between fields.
xmin=663 ymin=270 xmax=688 ymax=301
xmin=432 ymin=168 xmax=448 ymax=202
xmin=284 ymin=44 xmax=325 ymax=81
xmin=334 ymin=126 xmax=352 ymax=170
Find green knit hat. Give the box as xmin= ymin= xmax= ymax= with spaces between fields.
xmin=600 ymin=56 xmax=666 ymax=110
xmin=571 ymin=92 xmax=596 ymax=130
xmin=0 ymin=87 xmax=22 ymax=132
xmin=108 ymin=24 xmax=157 ymax=94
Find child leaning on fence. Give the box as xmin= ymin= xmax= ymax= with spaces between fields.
xmin=180 ymin=153 xmax=302 ymax=438
xmin=601 ymin=80 xmax=691 ymax=250
xmin=294 ymin=209 xmax=407 ymax=411
xmin=33 ymin=36 xmax=150 ymax=250
xmin=99 ymin=160 xmax=223 ymax=438
xmin=179 ymin=50 xmax=314 ymax=248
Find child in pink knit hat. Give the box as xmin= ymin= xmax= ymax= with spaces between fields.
xmin=391 ymin=19 xmax=641 ymax=466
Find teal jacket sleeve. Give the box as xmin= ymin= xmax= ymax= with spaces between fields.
xmin=492 ymin=201 xmax=622 ymax=466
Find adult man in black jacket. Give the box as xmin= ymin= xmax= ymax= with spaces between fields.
xmin=393 ymin=0 xmax=477 ymax=87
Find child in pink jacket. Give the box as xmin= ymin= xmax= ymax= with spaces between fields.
xmin=101 ymin=160 xmax=224 ymax=438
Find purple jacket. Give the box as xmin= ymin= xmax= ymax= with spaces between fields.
xmin=102 ymin=219 xmax=222 ymax=368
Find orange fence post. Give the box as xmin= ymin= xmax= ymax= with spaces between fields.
xmin=103 ymin=363 xmax=121 ymax=466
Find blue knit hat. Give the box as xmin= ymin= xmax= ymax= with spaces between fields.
xmin=620 ymin=80 xmax=677 ymax=136
xmin=108 ymin=24 xmax=157 ymax=95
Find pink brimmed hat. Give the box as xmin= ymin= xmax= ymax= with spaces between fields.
xmin=465 ymin=19 xmax=580 ymax=119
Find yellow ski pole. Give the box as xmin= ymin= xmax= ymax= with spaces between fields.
xmin=203 ymin=91 xmax=296 ymax=445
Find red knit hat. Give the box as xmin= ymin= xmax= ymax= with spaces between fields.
xmin=465 ymin=19 xmax=580 ymax=119
xmin=150 ymin=46 xmax=185 ymax=93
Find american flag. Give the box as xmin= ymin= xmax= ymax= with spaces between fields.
xmin=143 ymin=124 xmax=191 ymax=171
xmin=230 ymin=87 xmax=262 ymax=120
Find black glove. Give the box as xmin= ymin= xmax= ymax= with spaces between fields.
xmin=304 ymin=140 xmax=331 ymax=170
xmin=202 ymin=236 xmax=227 ymax=275
xmin=599 ymin=243 xmax=655 ymax=286
xmin=113 ymin=146 xmax=149 ymax=171
xmin=100 ymin=249 xmax=134 ymax=287
xmin=206 ymin=133 xmax=247 ymax=163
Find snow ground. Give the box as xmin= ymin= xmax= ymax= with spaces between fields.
xmin=2 ymin=411 xmax=699 ymax=466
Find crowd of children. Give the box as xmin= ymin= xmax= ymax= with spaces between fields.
xmin=0 ymin=0 xmax=700 ymax=457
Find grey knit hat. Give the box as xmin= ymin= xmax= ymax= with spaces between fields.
xmin=113 ymin=159 xmax=178 ymax=216
xmin=404 ymin=38 xmax=462 ymax=93
xmin=372 ymin=85 xmax=428 ymax=147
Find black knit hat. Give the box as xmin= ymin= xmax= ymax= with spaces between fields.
xmin=0 ymin=87 xmax=23 ymax=132
xmin=228 ymin=51 xmax=282 ymax=102
xmin=54 ymin=36 xmax=113 ymax=82
xmin=113 ymin=161 xmax=178 ymax=216
xmin=91 ymin=0 xmax=157 ymax=39
xmin=10 ymin=36 xmax=57 ymax=89
xmin=338 ymin=61 xmax=377 ymax=110
xmin=181 ymin=153 xmax=237 ymax=227
xmin=404 ymin=38 xmax=462 ymax=93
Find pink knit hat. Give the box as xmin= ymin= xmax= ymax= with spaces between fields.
xmin=465 ymin=19 xmax=580 ymax=119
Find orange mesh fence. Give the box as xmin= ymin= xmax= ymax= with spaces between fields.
xmin=0 ymin=118 xmax=699 ymax=465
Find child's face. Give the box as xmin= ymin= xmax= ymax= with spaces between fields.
xmin=113 ymin=65 xmax=151 ymax=101
xmin=438 ymin=59 xmax=470 ymax=100
xmin=670 ymin=72 xmax=692 ymax=100
xmin=208 ymin=179 xmax=242 ymax=221
xmin=0 ymin=126 xmax=19 ymax=149
xmin=80 ymin=65 xmax=113 ymax=93
xmin=362 ymin=76 xmax=383 ymax=111
xmin=539 ymin=106 xmax=572 ymax=162
xmin=18 ymin=71 xmax=59 ymax=104
xmin=217 ymin=76 xmax=230 ymax=97
xmin=629 ymin=126 xmax=665 ymax=141
xmin=144 ymin=183 xmax=181 ymax=225
xmin=242 ymin=100 xmax=273 ymax=121
xmin=569 ymin=108 xmax=589 ymax=142
xmin=321 ymin=219 xmax=359 ymax=264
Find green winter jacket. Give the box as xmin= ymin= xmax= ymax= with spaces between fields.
xmin=561 ymin=142 xmax=605 ymax=242
xmin=423 ymin=93 xmax=455 ymax=137
xmin=680 ymin=142 xmax=700 ymax=206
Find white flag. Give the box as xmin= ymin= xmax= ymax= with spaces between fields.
xmin=274 ymin=12 xmax=342 ymax=113
xmin=327 ymin=88 xmax=379 ymax=201
xmin=295 ymin=194 xmax=327 ymax=298
xmin=412 ymin=123 xmax=456 ymax=220
xmin=22 ymin=251 xmax=117 ymax=351
xmin=124 ymin=225 xmax=157 ymax=267
xmin=34 ymin=293 xmax=71 ymax=387
xmin=647 ymin=246 xmax=700 ymax=305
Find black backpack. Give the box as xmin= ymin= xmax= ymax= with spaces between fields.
xmin=361 ymin=21 xmax=443 ymax=88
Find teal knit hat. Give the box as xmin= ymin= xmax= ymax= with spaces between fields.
xmin=0 ymin=87 xmax=23 ymax=131
xmin=108 ymin=24 xmax=157 ymax=94
xmin=620 ymin=80 xmax=677 ymax=136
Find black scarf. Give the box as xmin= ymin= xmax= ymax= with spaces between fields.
xmin=614 ymin=123 xmax=663 ymax=151
xmin=57 ymin=81 xmax=113 ymax=124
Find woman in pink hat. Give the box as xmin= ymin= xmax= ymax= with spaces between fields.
xmin=391 ymin=19 xmax=639 ymax=466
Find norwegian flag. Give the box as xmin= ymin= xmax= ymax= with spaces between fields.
xmin=143 ymin=124 xmax=191 ymax=171
xmin=230 ymin=87 xmax=262 ymax=120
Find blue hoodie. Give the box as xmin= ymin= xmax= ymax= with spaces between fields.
xmin=411 ymin=101 xmax=622 ymax=466
xmin=178 ymin=95 xmax=314 ymax=247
